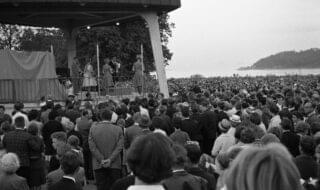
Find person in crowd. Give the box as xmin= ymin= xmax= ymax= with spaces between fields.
xmin=211 ymin=119 xmax=235 ymax=158
xmin=65 ymin=121 xmax=83 ymax=147
xmin=185 ymin=142 xmax=216 ymax=190
xmin=280 ymin=118 xmax=300 ymax=157
xmin=28 ymin=109 xmax=43 ymax=132
xmin=294 ymin=136 xmax=318 ymax=180
xmin=68 ymin=135 xmax=84 ymax=164
xmin=215 ymin=153 xmax=230 ymax=190
xmin=295 ymin=121 xmax=310 ymax=139
xmin=89 ymin=109 xmax=123 ymax=190
xmin=228 ymin=114 xmax=241 ymax=136
xmin=50 ymin=131 xmax=69 ymax=172
xmin=124 ymin=113 xmax=142 ymax=149
xmin=162 ymin=143 xmax=208 ymax=190
xmin=304 ymin=101 xmax=318 ymax=126
xmin=180 ymin=105 xmax=203 ymax=148
xmin=82 ymin=58 xmax=97 ymax=91
xmin=199 ymin=99 xmax=219 ymax=155
xmin=27 ymin=123 xmax=45 ymax=190
xmin=0 ymin=105 xmax=6 ymax=124
xmin=223 ymin=144 xmax=303 ymax=190
xmin=0 ymin=121 xmax=14 ymax=142
xmin=169 ymin=116 xmax=190 ymax=146
xmin=2 ymin=116 xmax=34 ymax=185
xmin=0 ymin=153 xmax=29 ymax=190
xmin=260 ymin=133 xmax=280 ymax=145
xmin=268 ymin=103 xmax=281 ymax=129
xmin=12 ymin=102 xmax=29 ymax=128
xmin=41 ymin=100 xmax=54 ymax=124
xmin=48 ymin=151 xmax=82 ymax=190
xmin=76 ymin=109 xmax=94 ymax=180
xmin=42 ymin=110 xmax=64 ymax=162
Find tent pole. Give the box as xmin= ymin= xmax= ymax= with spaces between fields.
xmin=96 ymin=43 xmax=100 ymax=98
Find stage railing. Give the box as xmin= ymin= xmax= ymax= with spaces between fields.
xmin=0 ymin=76 xmax=157 ymax=103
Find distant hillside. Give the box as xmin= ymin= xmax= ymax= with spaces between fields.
xmin=239 ymin=48 xmax=320 ymax=70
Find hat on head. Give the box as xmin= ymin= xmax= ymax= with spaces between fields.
xmin=230 ymin=115 xmax=241 ymax=123
xmin=219 ymin=119 xmax=231 ymax=132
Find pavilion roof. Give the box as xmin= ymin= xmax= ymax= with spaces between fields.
xmin=0 ymin=0 xmax=180 ymax=28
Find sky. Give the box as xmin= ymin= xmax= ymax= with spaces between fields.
xmin=165 ymin=0 xmax=320 ymax=78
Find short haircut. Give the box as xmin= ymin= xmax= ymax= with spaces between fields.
xmin=249 ymin=112 xmax=261 ymax=125
xmin=300 ymin=136 xmax=315 ymax=156
xmin=127 ymin=133 xmax=175 ymax=184
xmin=48 ymin=110 xmax=59 ymax=120
xmin=60 ymin=151 xmax=81 ymax=175
xmin=181 ymin=106 xmax=190 ymax=118
xmin=1 ymin=121 xmax=13 ymax=133
xmin=14 ymin=102 xmax=23 ymax=111
xmin=27 ymin=123 xmax=39 ymax=136
xmin=14 ymin=116 xmax=25 ymax=128
xmin=240 ymin=128 xmax=255 ymax=144
xmin=82 ymin=110 xmax=89 ymax=116
xmin=67 ymin=135 xmax=80 ymax=147
xmin=51 ymin=131 xmax=67 ymax=142
xmin=295 ymin=121 xmax=310 ymax=134
xmin=0 ymin=105 xmax=5 ymax=110
xmin=280 ymin=118 xmax=293 ymax=131
xmin=28 ymin=109 xmax=39 ymax=121
xmin=269 ymin=103 xmax=279 ymax=115
xmin=185 ymin=143 xmax=202 ymax=164
xmin=267 ymin=127 xmax=282 ymax=139
xmin=310 ymin=122 xmax=320 ymax=135
xmin=100 ymin=109 xmax=113 ymax=121
xmin=172 ymin=143 xmax=188 ymax=167
xmin=224 ymin=144 xmax=302 ymax=190
xmin=261 ymin=134 xmax=280 ymax=145
xmin=0 ymin=153 xmax=20 ymax=174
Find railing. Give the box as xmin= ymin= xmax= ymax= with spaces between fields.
xmin=0 ymin=75 xmax=158 ymax=103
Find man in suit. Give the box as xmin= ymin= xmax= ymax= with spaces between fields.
xmin=89 ymin=109 xmax=124 ymax=190
xmin=124 ymin=113 xmax=142 ymax=149
xmin=199 ymin=100 xmax=219 ymax=154
xmin=2 ymin=116 xmax=34 ymax=185
xmin=280 ymin=118 xmax=300 ymax=157
xmin=49 ymin=151 xmax=82 ymax=190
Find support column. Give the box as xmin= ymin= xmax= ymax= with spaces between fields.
xmin=140 ymin=12 xmax=169 ymax=98
xmin=66 ymin=29 xmax=77 ymax=76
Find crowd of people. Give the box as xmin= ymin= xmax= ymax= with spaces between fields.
xmin=0 ymin=74 xmax=320 ymax=190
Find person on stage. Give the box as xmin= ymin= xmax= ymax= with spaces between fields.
xmin=71 ymin=57 xmax=82 ymax=94
xmin=132 ymin=55 xmax=144 ymax=94
xmin=82 ymin=58 xmax=97 ymax=91
xmin=111 ymin=56 xmax=121 ymax=82
xmin=102 ymin=58 xmax=114 ymax=93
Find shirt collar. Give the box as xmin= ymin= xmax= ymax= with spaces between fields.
xmin=63 ymin=176 xmax=76 ymax=183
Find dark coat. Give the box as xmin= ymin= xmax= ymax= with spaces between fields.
xmin=181 ymin=119 xmax=203 ymax=143
xmin=199 ymin=111 xmax=219 ymax=139
xmin=294 ymin=154 xmax=319 ymax=180
xmin=3 ymin=129 xmax=33 ymax=167
xmin=124 ymin=124 xmax=143 ymax=149
xmin=111 ymin=175 xmax=135 ymax=190
xmin=281 ymin=131 xmax=300 ymax=157
xmin=48 ymin=177 xmax=82 ymax=190
xmin=162 ymin=170 xmax=208 ymax=190
xmin=187 ymin=167 xmax=216 ymax=190
xmin=42 ymin=120 xmax=64 ymax=155
xmin=0 ymin=173 xmax=29 ymax=190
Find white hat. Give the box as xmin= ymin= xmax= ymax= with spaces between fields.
xmin=230 ymin=115 xmax=241 ymax=123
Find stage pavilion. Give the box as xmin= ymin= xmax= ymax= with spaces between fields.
xmin=0 ymin=0 xmax=181 ymax=99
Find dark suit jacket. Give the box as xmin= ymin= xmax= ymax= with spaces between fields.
xmin=181 ymin=119 xmax=203 ymax=142
xmin=281 ymin=131 xmax=300 ymax=157
xmin=199 ymin=111 xmax=219 ymax=140
xmin=294 ymin=154 xmax=319 ymax=180
xmin=187 ymin=167 xmax=216 ymax=190
xmin=48 ymin=177 xmax=82 ymax=190
xmin=2 ymin=129 xmax=33 ymax=167
xmin=42 ymin=120 xmax=64 ymax=155
xmin=0 ymin=173 xmax=29 ymax=190
xmin=162 ymin=170 xmax=208 ymax=190
xmin=124 ymin=124 xmax=143 ymax=149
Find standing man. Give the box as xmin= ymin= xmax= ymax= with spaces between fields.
xmin=198 ymin=99 xmax=219 ymax=155
xmin=89 ymin=109 xmax=123 ymax=190
xmin=71 ymin=57 xmax=82 ymax=94
xmin=2 ymin=116 xmax=34 ymax=185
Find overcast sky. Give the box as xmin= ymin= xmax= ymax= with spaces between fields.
xmin=165 ymin=0 xmax=320 ymax=78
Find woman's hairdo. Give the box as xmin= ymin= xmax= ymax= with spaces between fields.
xmin=127 ymin=133 xmax=175 ymax=184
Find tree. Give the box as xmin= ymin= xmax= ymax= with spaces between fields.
xmin=0 ymin=24 xmax=21 ymax=50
